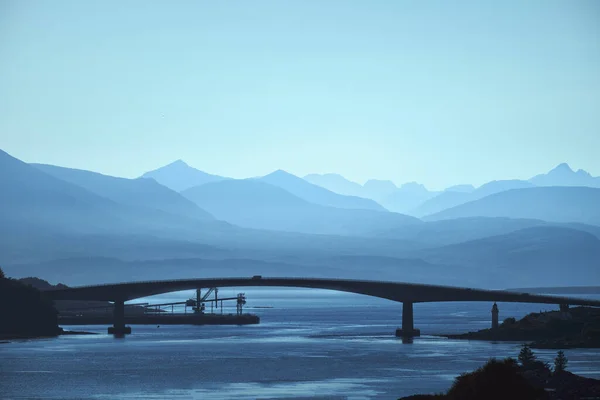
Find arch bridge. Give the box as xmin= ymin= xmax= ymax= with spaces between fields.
xmin=43 ymin=277 xmax=600 ymax=337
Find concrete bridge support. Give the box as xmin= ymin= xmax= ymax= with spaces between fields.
xmin=107 ymin=299 xmax=131 ymax=335
xmin=395 ymin=301 xmax=421 ymax=338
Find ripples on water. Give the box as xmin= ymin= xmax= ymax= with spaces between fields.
xmin=1 ymin=289 xmax=599 ymax=399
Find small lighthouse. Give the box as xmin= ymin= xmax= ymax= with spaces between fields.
xmin=491 ymin=302 xmax=499 ymax=329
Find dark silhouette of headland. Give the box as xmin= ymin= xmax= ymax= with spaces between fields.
xmin=447 ymin=306 xmax=600 ymax=349
xmin=0 ymin=267 xmax=62 ymax=339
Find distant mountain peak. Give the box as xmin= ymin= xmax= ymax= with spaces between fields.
xmin=530 ymin=163 xmax=599 ymax=188
xmin=141 ymin=160 xmax=227 ymax=192
xmin=400 ymin=181 xmax=427 ymax=190
xmin=577 ymin=169 xmax=592 ymax=177
xmin=264 ymin=169 xmax=296 ymax=179
xmin=445 ymin=184 xmax=475 ymax=193
xmin=551 ymin=163 xmax=573 ymax=172
xmin=166 ymin=159 xmax=189 ymax=168
xmin=363 ymin=179 xmax=398 ymax=190
xmin=548 ymin=163 xmax=592 ymax=178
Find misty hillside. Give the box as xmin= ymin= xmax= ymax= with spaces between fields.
xmin=4 ymin=254 xmax=470 ymax=287
xmin=380 ymin=182 xmax=438 ymax=214
xmin=182 ymin=179 xmax=419 ymax=236
xmin=475 ymin=179 xmax=534 ymax=197
xmin=0 ymin=149 xmax=133 ymax=234
xmin=424 ymin=186 xmax=600 ymax=225
xmin=141 ymin=160 xmax=228 ymax=192
xmin=412 ymin=191 xmax=471 ymax=217
xmin=363 ymin=179 xmax=398 ymax=201
xmin=415 ymin=226 xmax=600 ymax=287
xmin=33 ymin=163 xmax=213 ymax=221
xmin=303 ymin=174 xmax=399 ymax=203
xmin=305 ymin=174 xmax=438 ymax=211
xmin=377 ymin=217 xmax=551 ymax=246
xmin=259 ymin=170 xmax=385 ymax=211
xmin=0 ymin=149 xmax=231 ymax=243
xmin=6 ymin=225 xmax=598 ymax=288
xmin=444 ymin=184 xmax=475 ymax=193
xmin=373 ymin=216 xmax=600 ymax=247
xmin=3 ymin=257 xmax=317 ymax=285
xmin=413 ymin=179 xmax=534 ymax=217
xmin=303 ymin=173 xmax=365 ymax=197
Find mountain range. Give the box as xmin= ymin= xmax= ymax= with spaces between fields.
xmin=412 ymin=180 xmax=535 ymax=217
xmin=1 ymin=148 xmax=599 ymax=289
xmin=258 ymin=170 xmax=385 ymax=211
xmin=306 ymin=163 xmax=600 ymax=217
xmin=425 ymin=186 xmax=600 ymax=226
xmin=181 ymin=178 xmax=418 ymax=236
xmin=141 ymin=160 xmax=228 ymax=192
xmin=530 ymin=163 xmax=600 ymax=187
xmin=304 ymin=174 xmax=438 ymax=212
xmin=33 ymin=163 xmax=213 ymax=221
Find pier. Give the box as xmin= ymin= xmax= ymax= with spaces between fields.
xmin=57 ymin=289 xmax=259 ymax=331
xmin=59 ymin=313 xmax=259 ymax=326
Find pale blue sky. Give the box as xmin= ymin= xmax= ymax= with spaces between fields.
xmin=1 ymin=0 xmax=599 ymax=189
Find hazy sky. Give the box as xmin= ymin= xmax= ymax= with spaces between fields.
xmin=1 ymin=1 xmax=599 ymax=189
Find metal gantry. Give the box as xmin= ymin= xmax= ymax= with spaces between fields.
xmin=236 ymin=293 xmax=246 ymax=315
xmin=142 ymin=288 xmax=245 ymax=315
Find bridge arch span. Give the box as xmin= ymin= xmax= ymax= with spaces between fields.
xmin=44 ymin=277 xmax=600 ymax=337
xmin=45 ymin=276 xmax=600 ymax=306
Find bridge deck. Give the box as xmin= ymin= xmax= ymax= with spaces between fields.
xmin=43 ymin=277 xmax=600 ymax=307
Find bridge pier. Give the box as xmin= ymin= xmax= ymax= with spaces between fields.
xmin=395 ymin=301 xmax=420 ymax=339
xmin=107 ymin=299 xmax=131 ymax=335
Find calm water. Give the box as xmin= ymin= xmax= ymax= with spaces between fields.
xmin=2 ymin=289 xmax=600 ymax=399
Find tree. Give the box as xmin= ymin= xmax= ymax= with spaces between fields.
xmin=0 ymin=266 xmax=5 ymax=280
xmin=518 ymin=344 xmax=536 ymax=367
xmin=554 ymin=350 xmax=568 ymax=373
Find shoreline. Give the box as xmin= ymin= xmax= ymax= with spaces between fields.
xmin=0 ymin=329 xmax=97 ymax=342
xmin=441 ymin=306 xmax=600 ymax=349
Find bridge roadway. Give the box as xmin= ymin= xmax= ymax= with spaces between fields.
xmin=43 ymin=277 xmax=600 ymax=337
